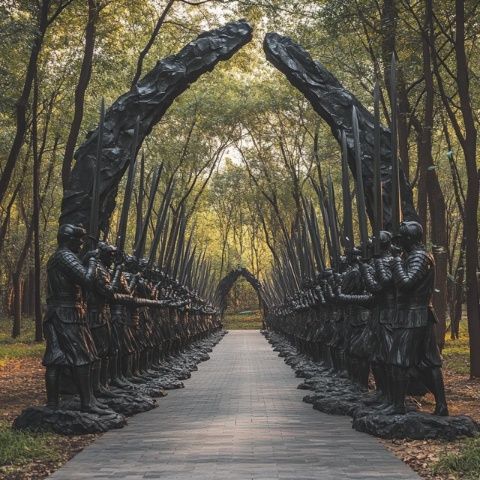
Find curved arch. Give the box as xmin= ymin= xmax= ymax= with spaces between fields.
xmin=263 ymin=33 xmax=418 ymax=231
xmin=215 ymin=267 xmax=265 ymax=316
xmin=60 ymin=21 xmax=253 ymax=232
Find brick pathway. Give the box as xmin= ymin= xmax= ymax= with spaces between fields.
xmin=50 ymin=330 xmax=420 ymax=479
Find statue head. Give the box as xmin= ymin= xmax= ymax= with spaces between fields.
xmin=348 ymin=246 xmax=362 ymax=264
xmin=98 ymin=242 xmax=117 ymax=267
xmin=57 ymin=224 xmax=86 ymax=253
xmin=379 ymin=230 xmax=392 ymax=253
xmin=338 ymin=255 xmax=348 ymax=273
xmin=397 ymin=221 xmax=423 ymax=252
xmin=138 ymin=258 xmax=149 ymax=274
xmin=124 ymin=254 xmax=139 ymax=273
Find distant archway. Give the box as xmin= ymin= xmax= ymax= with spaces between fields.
xmin=215 ymin=268 xmax=265 ymax=321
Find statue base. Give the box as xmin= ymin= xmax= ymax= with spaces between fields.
xmin=13 ymin=329 xmax=226 ymax=435
xmin=13 ymin=406 xmax=126 ymax=435
xmin=353 ymin=411 xmax=479 ymax=440
xmin=60 ymin=392 xmax=158 ymax=417
xmin=263 ymin=329 xmax=479 ymax=440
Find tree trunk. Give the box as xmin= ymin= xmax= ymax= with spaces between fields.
xmin=0 ymin=1 xmax=50 ymax=205
xmin=130 ymin=0 xmax=176 ymax=89
xmin=11 ymin=220 xmax=34 ymax=338
xmin=11 ymin=273 xmax=23 ymax=338
xmin=452 ymin=243 xmax=465 ymax=339
xmin=32 ymin=73 xmax=43 ymax=341
xmin=416 ymin=137 xmax=428 ymax=231
xmin=455 ymin=0 xmax=480 ymax=378
xmin=62 ymin=0 xmax=98 ymax=190
xmin=22 ymin=269 xmax=32 ymax=316
xmin=423 ymin=0 xmax=447 ymax=349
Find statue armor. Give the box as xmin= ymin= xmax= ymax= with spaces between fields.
xmin=43 ymin=247 xmax=97 ymax=368
xmin=389 ymin=248 xmax=442 ymax=369
xmin=87 ymin=259 xmax=114 ymax=359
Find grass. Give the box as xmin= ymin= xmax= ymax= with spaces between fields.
xmin=443 ymin=321 xmax=470 ymax=375
xmin=433 ymin=436 xmax=480 ymax=479
xmin=0 ymin=318 xmax=44 ymax=367
xmin=0 ymin=421 xmax=60 ymax=471
xmin=224 ymin=310 xmax=264 ymax=330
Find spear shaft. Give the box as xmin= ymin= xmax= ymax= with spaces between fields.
xmin=116 ymin=116 xmax=140 ymax=253
xmin=352 ymin=106 xmax=369 ymax=258
xmin=89 ymin=98 xmax=105 ymax=248
xmin=341 ymin=131 xmax=354 ymax=253
xmin=373 ymin=81 xmax=383 ymax=255
xmin=133 ymin=164 xmax=162 ymax=259
xmin=390 ymin=53 xmax=402 ymax=234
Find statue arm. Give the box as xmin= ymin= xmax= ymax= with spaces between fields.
xmin=324 ymin=282 xmax=336 ymax=302
xmin=95 ymin=274 xmax=115 ymax=300
xmin=375 ymin=257 xmax=393 ymax=286
xmin=392 ymin=252 xmax=431 ymax=290
xmin=314 ymin=285 xmax=326 ymax=306
xmin=335 ymin=288 xmax=373 ymax=306
xmin=129 ymin=273 xmax=140 ymax=292
xmin=119 ymin=273 xmax=132 ymax=295
xmin=360 ymin=263 xmax=382 ymax=293
xmin=57 ymin=250 xmax=96 ymax=288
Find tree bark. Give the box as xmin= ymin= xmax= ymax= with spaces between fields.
xmin=130 ymin=0 xmax=176 ymax=89
xmin=11 ymin=215 xmax=34 ymax=338
xmin=381 ymin=0 xmax=410 ymax=178
xmin=454 ymin=0 xmax=480 ymax=377
xmin=61 ymin=0 xmax=98 ymax=190
xmin=0 ymin=1 xmax=51 ymax=205
xmin=423 ymin=0 xmax=447 ymax=349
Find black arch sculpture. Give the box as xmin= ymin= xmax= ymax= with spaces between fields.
xmin=60 ymin=20 xmax=253 ymax=232
xmin=264 ymin=33 xmax=419 ymax=231
xmin=215 ymin=267 xmax=265 ymax=318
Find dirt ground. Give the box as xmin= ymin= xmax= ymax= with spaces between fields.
xmin=382 ymin=368 xmax=480 ymax=479
xmin=0 ymin=357 xmax=98 ymax=480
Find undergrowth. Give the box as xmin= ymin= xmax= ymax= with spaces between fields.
xmin=224 ymin=310 xmax=263 ymax=330
xmin=0 ymin=318 xmax=44 ymax=367
xmin=433 ymin=436 xmax=480 ymax=479
xmin=0 ymin=421 xmax=60 ymax=471
xmin=442 ymin=321 xmax=470 ymax=375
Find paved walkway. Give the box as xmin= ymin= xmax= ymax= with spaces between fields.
xmin=50 ymin=331 xmax=419 ymax=480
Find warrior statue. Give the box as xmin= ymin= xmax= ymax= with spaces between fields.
xmin=360 ymin=231 xmax=395 ymax=406
xmin=335 ymin=250 xmax=373 ymax=390
xmin=109 ymin=257 xmax=134 ymax=389
xmin=86 ymin=241 xmax=116 ymax=397
xmin=43 ymin=224 xmax=108 ymax=414
xmin=388 ymin=221 xmax=448 ymax=416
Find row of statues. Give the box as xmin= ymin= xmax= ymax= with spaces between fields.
xmin=265 ymin=221 xmax=449 ymax=417
xmin=43 ymin=223 xmax=220 ymax=415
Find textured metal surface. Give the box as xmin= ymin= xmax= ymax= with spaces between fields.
xmin=60 ymin=21 xmax=253 ymax=231
xmin=264 ymin=33 xmax=418 ymax=230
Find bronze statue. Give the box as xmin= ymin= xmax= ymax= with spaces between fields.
xmin=43 ymin=224 xmax=109 ymax=414
xmin=388 ymin=221 xmax=448 ymax=416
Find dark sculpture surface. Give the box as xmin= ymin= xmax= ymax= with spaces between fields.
xmin=264 ymin=330 xmax=478 ymax=440
xmin=60 ymin=20 xmax=253 ymax=232
xmin=263 ymin=33 xmax=418 ymax=230
xmin=215 ymin=267 xmax=264 ymax=316
xmin=16 ymin=21 xmax=248 ymax=435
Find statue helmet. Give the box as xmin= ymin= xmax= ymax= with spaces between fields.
xmin=379 ymin=230 xmax=392 ymax=248
xmin=57 ymin=224 xmax=86 ymax=244
xmin=124 ymin=254 xmax=139 ymax=271
xmin=98 ymin=241 xmax=117 ymax=255
xmin=399 ymin=221 xmax=423 ymax=244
